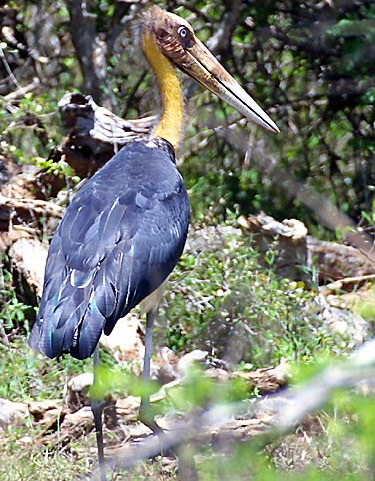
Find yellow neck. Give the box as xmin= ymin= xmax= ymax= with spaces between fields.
xmin=142 ymin=32 xmax=184 ymax=149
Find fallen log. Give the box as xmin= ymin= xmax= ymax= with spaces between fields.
xmin=0 ymin=194 xmax=64 ymax=219
xmin=307 ymin=236 xmax=375 ymax=282
xmin=54 ymin=92 xmax=155 ymax=178
xmin=239 ymin=213 xmax=375 ymax=283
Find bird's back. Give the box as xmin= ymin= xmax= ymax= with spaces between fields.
xmin=29 ymin=137 xmax=190 ymax=360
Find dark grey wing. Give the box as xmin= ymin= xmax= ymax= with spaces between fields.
xmin=29 ymin=140 xmax=190 ymax=360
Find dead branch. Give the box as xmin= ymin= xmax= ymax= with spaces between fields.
xmin=3 ymin=78 xmax=40 ymax=102
xmin=55 ymin=92 xmax=155 ymax=178
xmin=307 ymin=236 xmax=375 ymax=282
xmin=239 ymin=213 xmax=375 ymax=282
xmin=323 ymin=274 xmax=375 ymax=292
xmin=0 ymin=194 xmax=64 ymax=219
xmin=89 ymin=339 xmax=375 ymax=480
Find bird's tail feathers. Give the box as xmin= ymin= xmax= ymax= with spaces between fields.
xmin=29 ymin=279 xmax=106 ymax=360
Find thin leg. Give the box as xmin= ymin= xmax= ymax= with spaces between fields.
xmin=139 ymin=310 xmax=198 ymax=480
xmin=139 ymin=308 xmax=162 ymax=434
xmin=91 ymin=346 xmax=107 ymax=481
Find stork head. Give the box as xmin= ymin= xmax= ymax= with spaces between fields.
xmin=141 ymin=6 xmax=279 ymax=133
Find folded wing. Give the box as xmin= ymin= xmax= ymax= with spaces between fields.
xmin=29 ymin=139 xmax=190 ymax=359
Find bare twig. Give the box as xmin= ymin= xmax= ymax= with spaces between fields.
xmin=0 ymin=321 xmax=9 ymax=345
xmin=3 ymin=78 xmax=40 ymax=102
xmin=324 ymin=274 xmax=375 ymax=291
xmin=0 ymin=43 xmax=21 ymax=89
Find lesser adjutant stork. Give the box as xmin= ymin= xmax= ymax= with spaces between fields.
xmin=30 ymin=6 xmax=279 ymax=479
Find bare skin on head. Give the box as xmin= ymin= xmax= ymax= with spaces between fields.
xmin=141 ymin=5 xmax=279 ymax=150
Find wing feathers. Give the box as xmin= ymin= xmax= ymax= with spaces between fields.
xmin=29 ymin=139 xmax=189 ymax=360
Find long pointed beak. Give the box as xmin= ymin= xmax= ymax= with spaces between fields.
xmin=181 ymin=38 xmax=279 ymax=133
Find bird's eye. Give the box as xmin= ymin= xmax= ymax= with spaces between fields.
xmin=177 ymin=25 xmax=194 ymax=48
xmin=177 ymin=26 xmax=189 ymax=38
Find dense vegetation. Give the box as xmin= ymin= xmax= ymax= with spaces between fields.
xmin=0 ymin=1 xmax=374 ymax=480
xmin=1 ymin=0 xmax=374 ymax=230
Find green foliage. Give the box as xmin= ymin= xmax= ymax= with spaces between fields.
xmin=156 ymin=365 xmax=250 ymax=414
xmin=0 ymin=264 xmax=92 ymax=400
xmin=162 ymin=229 xmax=353 ymax=366
xmin=1 ymin=335 xmax=374 ymax=480
xmin=2 ymin=0 xmax=375 ymax=233
xmin=34 ymin=157 xmax=80 ymax=182
xmin=1 ymin=2 xmax=374 ymax=480
xmin=184 ymin=161 xmax=291 ymax=224
xmin=0 ymin=91 xmax=65 ymax=167
xmin=90 ymin=363 xmax=160 ymax=402
xmin=197 ymin=356 xmax=375 ymax=480
xmin=0 ymin=337 xmax=92 ymax=401
xmin=351 ymin=285 xmax=375 ymax=324
xmin=0 ymin=423 xmax=91 ymax=481
xmin=0 ymin=266 xmax=34 ymax=333
xmin=355 ymin=300 xmax=375 ymax=323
